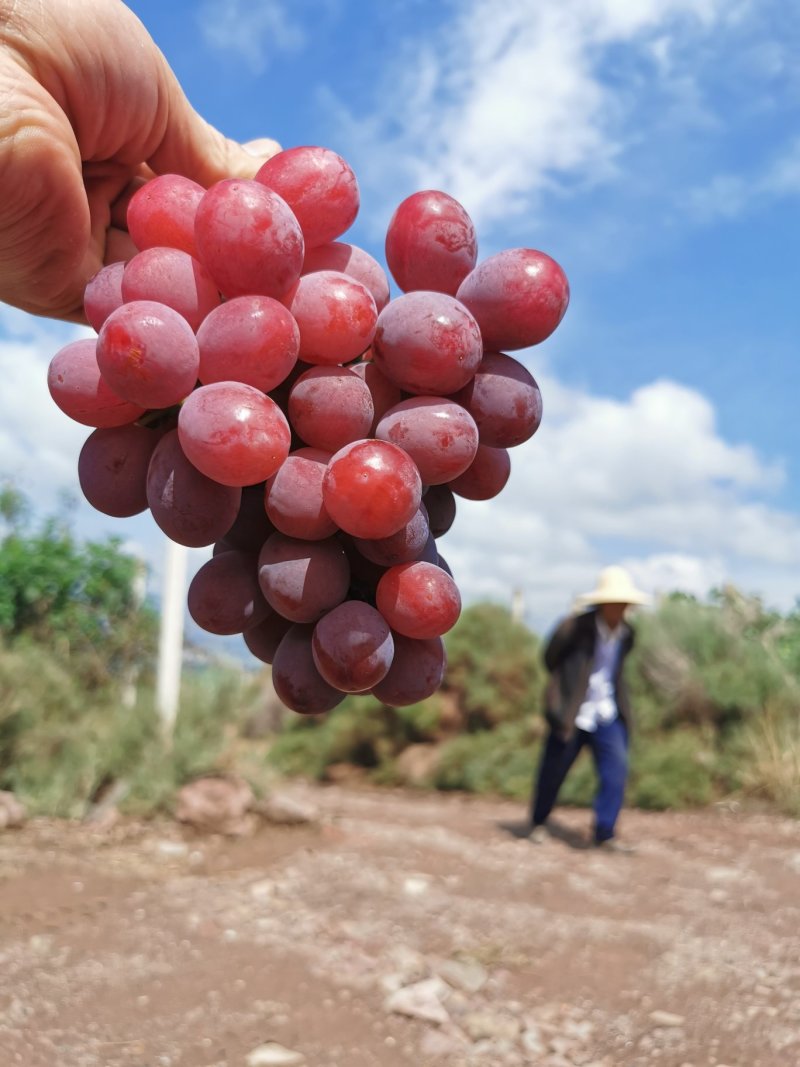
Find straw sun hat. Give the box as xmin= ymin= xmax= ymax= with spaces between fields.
xmin=576 ymin=566 xmax=650 ymax=609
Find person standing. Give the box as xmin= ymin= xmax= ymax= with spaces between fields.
xmin=529 ymin=566 xmax=649 ymax=851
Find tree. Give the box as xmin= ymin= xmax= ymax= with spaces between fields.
xmin=0 ymin=488 xmax=157 ymax=687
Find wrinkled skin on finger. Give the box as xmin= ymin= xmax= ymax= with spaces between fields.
xmin=0 ymin=0 xmax=280 ymax=321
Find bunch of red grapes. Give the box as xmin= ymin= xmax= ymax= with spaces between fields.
xmin=47 ymin=146 xmax=569 ymax=714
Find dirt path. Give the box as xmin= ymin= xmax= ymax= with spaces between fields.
xmin=1 ymin=785 xmax=799 ymax=1067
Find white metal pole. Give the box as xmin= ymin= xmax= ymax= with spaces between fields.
xmin=156 ymin=538 xmax=188 ymax=742
xmin=511 ymin=586 xmax=525 ymax=624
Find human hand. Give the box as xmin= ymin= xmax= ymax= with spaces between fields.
xmin=0 ymin=0 xmax=279 ymax=322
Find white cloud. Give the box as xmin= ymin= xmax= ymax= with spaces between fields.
xmin=441 ymin=371 xmax=800 ymax=628
xmin=688 ymin=137 xmax=800 ymax=221
xmin=197 ymin=0 xmax=305 ymax=73
xmin=327 ymin=0 xmax=739 ymax=233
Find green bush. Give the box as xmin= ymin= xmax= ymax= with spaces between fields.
xmin=0 ymin=640 xmax=264 ymax=816
xmin=433 ymin=720 xmax=538 ymax=799
xmin=628 ymin=730 xmax=716 ymax=810
xmin=443 ymin=603 xmax=543 ymax=728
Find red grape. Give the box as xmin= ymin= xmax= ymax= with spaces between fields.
xmin=350 ymin=361 xmax=403 ymax=433
xmin=372 ymin=291 xmax=482 ymax=394
xmin=353 ymin=504 xmax=430 ymax=567
xmin=303 ymin=241 xmax=390 ymax=311
xmin=385 ymin=190 xmax=477 ymax=296
xmin=223 ymin=483 xmax=276 ymax=553
xmin=78 ymin=423 xmax=162 ymax=517
xmin=264 ymin=447 xmax=337 ymax=541
xmin=376 ymin=560 xmax=461 ymax=639
xmin=127 ymin=174 xmax=205 ymax=257
xmin=188 ymin=550 xmax=270 ymax=635
xmin=288 ymin=366 xmax=374 ymax=452
xmin=48 ymin=338 xmax=145 ymax=427
xmin=256 ymin=146 xmax=359 ymax=248
xmin=449 ymin=444 xmax=511 ymax=500
xmin=456 ymin=248 xmax=569 ymax=350
xmin=146 ymin=430 xmax=241 ymax=547
xmin=339 ymin=533 xmax=388 ymax=601
xmin=96 ymin=300 xmax=199 ymax=409
xmin=451 ymin=351 xmax=543 ymax=447
xmin=312 ymin=601 xmax=394 ymax=692
xmin=375 ymin=397 xmax=479 ymax=485
xmin=243 ymin=610 xmax=293 ymax=664
xmin=371 ymin=634 xmax=446 ymax=707
xmin=194 ymin=179 xmax=304 ymax=300
xmin=323 ymin=439 xmax=422 ymax=540
xmin=178 ymin=382 xmax=291 ymax=487
xmin=423 ymin=484 xmax=457 ymax=538
xmin=282 ymin=270 xmax=377 ymax=365
xmin=271 ymin=624 xmax=346 ymax=715
xmin=121 ymin=247 xmax=221 ymax=331
xmin=257 ymin=533 xmax=350 ymax=623
xmin=84 ymin=262 xmax=125 ymax=331
xmin=197 ymin=295 xmax=299 ymax=392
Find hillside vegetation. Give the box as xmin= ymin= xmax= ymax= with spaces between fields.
xmin=1 ymin=488 xmax=798 ymax=817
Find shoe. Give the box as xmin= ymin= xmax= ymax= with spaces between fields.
xmin=529 ymin=824 xmax=548 ymax=844
xmin=595 ymin=838 xmax=636 ymax=855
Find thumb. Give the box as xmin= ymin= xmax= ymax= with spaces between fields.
xmin=147 ymin=65 xmax=281 ymax=185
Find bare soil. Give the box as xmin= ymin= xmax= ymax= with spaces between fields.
xmin=1 ymin=784 xmax=799 ymax=1067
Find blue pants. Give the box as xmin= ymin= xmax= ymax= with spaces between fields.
xmin=531 ymin=717 xmax=629 ymax=842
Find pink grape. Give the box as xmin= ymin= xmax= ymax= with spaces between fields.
xmin=350 ymin=360 xmax=402 ymax=433
xmin=188 ymin=550 xmax=270 ymax=635
xmin=302 ymin=241 xmax=390 ymax=311
xmin=353 ymin=504 xmax=430 ymax=567
xmin=197 ymin=296 xmax=300 ymax=392
xmin=223 ymin=483 xmax=276 ymax=553
xmin=372 ymin=291 xmax=482 ymax=394
xmin=456 ymin=248 xmax=569 ymax=350
xmin=256 ymin=146 xmax=359 ymax=248
xmin=78 ymin=423 xmax=162 ymax=517
xmin=178 ymin=382 xmax=291 ymax=488
xmin=271 ymin=624 xmax=346 ymax=715
xmin=449 ymin=444 xmax=511 ymax=500
xmin=375 ymin=397 xmax=479 ymax=485
xmin=312 ymin=601 xmax=394 ymax=693
xmin=372 ymin=634 xmax=447 ymax=707
xmin=257 ymin=533 xmax=350 ymax=623
xmin=84 ymin=262 xmax=125 ymax=331
xmin=96 ymin=300 xmax=199 ymax=409
xmin=127 ymin=174 xmax=205 ymax=257
xmin=243 ymin=610 xmax=293 ymax=664
xmin=282 ymin=271 xmax=377 ymax=365
xmin=376 ymin=560 xmax=461 ymax=639
xmin=423 ymin=484 xmax=457 ymax=538
xmin=121 ymin=247 xmax=221 ymax=331
xmin=288 ymin=366 xmax=374 ymax=452
xmin=451 ymin=351 xmax=543 ymax=447
xmin=146 ymin=430 xmax=241 ymax=547
xmin=385 ymin=190 xmax=477 ymax=296
xmin=323 ymin=439 xmax=422 ymax=540
xmin=48 ymin=338 xmax=144 ymax=427
xmin=194 ymin=179 xmax=304 ymax=300
xmin=264 ymin=447 xmax=337 ymax=541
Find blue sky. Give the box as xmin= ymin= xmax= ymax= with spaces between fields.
xmin=1 ymin=0 xmax=798 ymax=631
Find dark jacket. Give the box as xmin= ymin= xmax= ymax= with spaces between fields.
xmin=542 ymin=608 xmax=635 ymax=739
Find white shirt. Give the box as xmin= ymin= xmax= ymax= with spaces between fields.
xmin=574 ymin=616 xmax=623 ymax=733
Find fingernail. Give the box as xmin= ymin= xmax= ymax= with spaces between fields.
xmin=242 ymin=137 xmax=282 ymax=158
